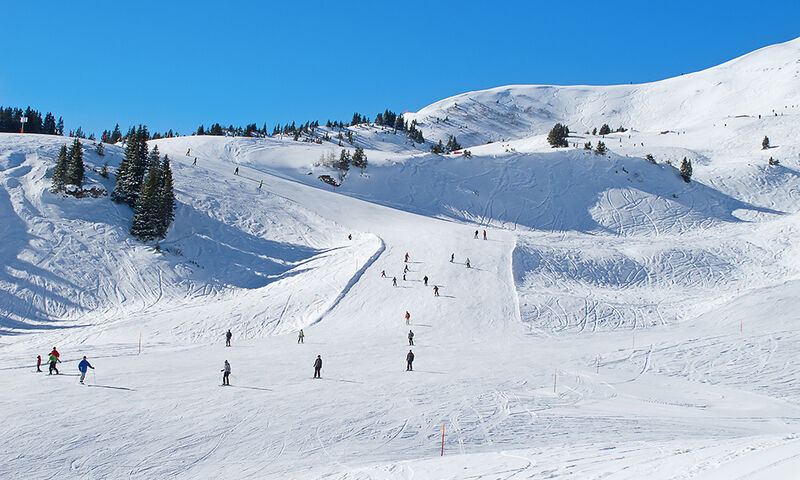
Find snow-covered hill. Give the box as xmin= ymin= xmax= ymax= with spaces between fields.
xmin=2 ymin=36 xmax=800 ymax=479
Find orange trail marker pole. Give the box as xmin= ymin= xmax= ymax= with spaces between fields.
xmin=138 ymin=331 xmax=142 ymax=355
xmin=441 ymin=424 xmax=445 ymax=456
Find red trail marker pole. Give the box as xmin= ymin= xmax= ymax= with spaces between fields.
xmin=441 ymin=424 xmax=445 ymax=456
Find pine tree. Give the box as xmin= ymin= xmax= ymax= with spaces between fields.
xmin=147 ymin=145 xmax=161 ymax=171
xmin=110 ymin=124 xmax=122 ymax=143
xmin=95 ymin=142 xmax=105 ymax=156
xmin=645 ymin=153 xmax=656 ymax=164
xmin=157 ymin=155 xmax=176 ymax=239
xmin=51 ymin=144 xmax=68 ymax=191
xmin=351 ymin=146 xmax=368 ymax=169
xmin=592 ymin=127 xmax=597 ymax=136
xmin=598 ymin=124 xmax=611 ymax=136
xmin=112 ymin=125 xmax=149 ymax=206
xmin=595 ymin=141 xmax=607 ymax=155
xmin=584 ymin=142 xmax=592 ymax=150
xmin=680 ymin=157 xmax=692 ymax=182
xmin=56 ymin=117 xmax=64 ymax=135
xmin=335 ymin=149 xmax=351 ymax=170
xmin=445 ymin=135 xmax=462 ymax=152
xmin=762 ymin=136 xmax=770 ymax=150
xmin=66 ymin=138 xmax=84 ymax=187
xmin=43 ymin=113 xmax=56 ymax=135
xmin=547 ymin=123 xmax=569 ymax=148
xmin=431 ymin=140 xmax=445 ymax=154
xmin=130 ymin=167 xmax=162 ymax=240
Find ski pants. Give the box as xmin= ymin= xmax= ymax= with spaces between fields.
xmin=298 ymin=337 xmax=304 ymax=344
xmin=407 ymin=361 xmax=413 ymax=371
xmin=314 ymin=367 xmax=321 ymax=378
xmin=80 ymin=370 xmax=87 ymax=383
xmin=49 ymin=362 xmax=58 ymax=374
xmin=226 ymin=338 xmax=231 ymax=347
xmin=409 ymin=339 xmax=414 ymax=346
xmin=223 ymin=372 xmax=230 ymax=385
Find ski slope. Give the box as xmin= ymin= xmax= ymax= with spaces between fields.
xmin=1 ymin=37 xmax=800 ymax=479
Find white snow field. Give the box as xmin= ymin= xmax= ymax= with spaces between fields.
xmin=1 ymin=36 xmax=800 ymax=479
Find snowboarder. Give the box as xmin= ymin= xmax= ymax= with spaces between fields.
xmin=221 ymin=360 xmax=231 ymax=386
xmin=234 ymin=167 xmax=239 ymax=176
xmin=381 ymin=270 xmax=386 ymax=278
xmin=406 ymin=350 xmax=415 ymax=371
xmin=423 ymin=275 xmax=428 ymax=286
xmin=36 ymin=355 xmax=42 ymax=373
xmin=405 ymin=311 xmax=411 ymax=325
xmin=465 ymin=258 xmax=471 ymax=268
xmin=225 ymin=329 xmax=232 ymax=347
xmin=433 ymin=285 xmax=439 ymax=297
xmin=474 ymin=230 xmax=478 ymax=239
xmin=450 ymin=253 xmax=454 ymax=263
xmin=313 ymin=355 xmax=322 ymax=378
xmin=483 ymin=230 xmax=487 ymax=240
xmin=298 ymin=329 xmax=304 ymax=344
xmin=408 ymin=330 xmax=414 ymax=346
xmin=392 ymin=277 xmax=397 ymax=287
xmin=192 ymin=157 xmax=197 ymax=165
xmin=78 ymin=356 xmax=94 ymax=384
xmin=48 ymin=351 xmax=60 ymax=375
xmin=404 ymin=253 xmax=409 ymax=263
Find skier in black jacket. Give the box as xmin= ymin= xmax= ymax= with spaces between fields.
xmin=406 ymin=350 xmax=414 ymax=371
xmin=313 ymin=355 xmax=322 ymax=378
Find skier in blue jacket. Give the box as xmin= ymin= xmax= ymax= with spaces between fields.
xmin=78 ymin=356 xmax=94 ymax=384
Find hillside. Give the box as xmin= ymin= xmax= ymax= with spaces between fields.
xmin=1 ymin=36 xmax=800 ymax=479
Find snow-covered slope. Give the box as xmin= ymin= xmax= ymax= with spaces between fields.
xmin=2 ymin=36 xmax=800 ymax=479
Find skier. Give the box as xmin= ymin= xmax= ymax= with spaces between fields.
xmin=36 ymin=355 xmax=42 ymax=373
xmin=403 ymin=273 xmax=406 ymax=281
xmin=392 ymin=277 xmax=397 ymax=287
xmin=78 ymin=356 xmax=94 ymax=385
xmin=408 ymin=330 xmax=414 ymax=346
xmin=225 ymin=329 xmax=232 ymax=347
xmin=406 ymin=350 xmax=415 ymax=371
xmin=192 ymin=157 xmax=197 ymax=165
xmin=404 ymin=252 xmax=409 ymax=263
xmin=483 ymin=230 xmax=487 ymax=240
xmin=221 ymin=360 xmax=231 ymax=386
xmin=313 ymin=355 xmax=322 ymax=378
xmin=186 ymin=148 xmax=191 ymax=156
xmin=433 ymin=285 xmax=439 ymax=296
xmin=465 ymin=258 xmax=471 ymax=268
xmin=423 ymin=275 xmax=428 ymax=286
xmin=234 ymin=167 xmax=239 ymax=176
xmin=450 ymin=253 xmax=454 ymax=263
xmin=474 ymin=230 xmax=478 ymax=239
xmin=298 ymin=329 xmax=304 ymax=344
xmin=48 ymin=350 xmax=60 ymax=375
xmin=258 ymin=180 xmax=263 ymax=189
xmin=405 ymin=311 xmax=411 ymax=325
xmin=348 ymin=234 xmax=352 ymax=240
xmin=381 ymin=270 xmax=386 ymax=278
xmin=403 ymin=264 xmax=409 ymax=273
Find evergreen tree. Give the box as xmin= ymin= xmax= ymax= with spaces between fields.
xmin=43 ymin=113 xmax=57 ymax=135
xmin=335 ymin=149 xmax=351 ymax=170
xmin=645 ymin=153 xmax=656 ymax=164
xmin=547 ymin=123 xmax=569 ymax=148
xmin=592 ymin=127 xmax=597 ymax=135
xmin=147 ymin=145 xmax=161 ymax=171
xmin=598 ymin=124 xmax=611 ymax=136
xmin=130 ymin=167 xmax=162 ymax=240
xmin=584 ymin=141 xmax=592 ymax=150
xmin=95 ymin=142 xmax=105 ymax=156
xmin=66 ymin=138 xmax=84 ymax=187
xmin=56 ymin=117 xmax=64 ymax=135
xmin=351 ymin=146 xmax=368 ymax=169
xmin=51 ymin=144 xmax=68 ymax=191
xmin=762 ymin=136 xmax=770 ymax=150
xmin=110 ymin=124 xmax=122 ymax=143
xmin=445 ymin=135 xmax=462 ymax=152
xmin=680 ymin=157 xmax=692 ymax=183
xmin=112 ymin=125 xmax=149 ymax=206
xmin=157 ymin=155 xmax=176 ymax=238
xmin=430 ymin=140 xmax=445 ymax=154
xmin=595 ymin=141 xmax=607 ymax=155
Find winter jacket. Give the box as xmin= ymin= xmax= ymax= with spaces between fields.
xmin=48 ymin=353 xmax=60 ymax=363
xmin=314 ymin=358 xmax=322 ymax=369
xmin=78 ymin=359 xmax=93 ymax=372
xmin=408 ymin=332 xmax=414 ymax=339
xmin=223 ymin=362 xmax=231 ymax=373
xmin=406 ymin=352 xmax=414 ymax=362
xmin=50 ymin=349 xmax=60 ymax=358
xmin=226 ymin=331 xmax=232 ymax=339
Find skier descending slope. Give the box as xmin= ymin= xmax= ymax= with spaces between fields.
xmin=298 ymin=329 xmax=304 ymax=344
xmin=404 ymin=252 xmax=409 ymax=263
xmin=405 ymin=311 xmax=411 ymax=325
xmin=423 ymin=275 xmax=428 ymax=286
xmin=78 ymin=356 xmax=94 ymax=385
xmin=433 ymin=285 xmax=439 ymax=297
xmin=48 ymin=348 xmax=61 ymax=375
xmin=313 ymin=355 xmax=322 ymax=378
xmin=392 ymin=277 xmax=397 ymax=287
xmin=474 ymin=230 xmax=478 ymax=239
xmin=36 ymin=355 xmax=42 ymax=373
xmin=450 ymin=253 xmax=454 ymax=263
xmin=406 ymin=350 xmax=415 ymax=371
xmin=483 ymin=230 xmax=487 ymax=240
xmin=225 ymin=329 xmax=232 ymax=347
xmin=221 ymin=360 xmax=231 ymax=386
xmin=466 ymin=258 xmax=471 ymax=268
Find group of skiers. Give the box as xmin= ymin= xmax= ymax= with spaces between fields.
xmin=36 ymin=347 xmax=95 ymax=385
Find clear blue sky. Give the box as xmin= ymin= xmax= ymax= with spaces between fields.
xmin=2 ymin=0 xmax=798 ymax=136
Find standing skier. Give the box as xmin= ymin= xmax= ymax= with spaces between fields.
xmin=221 ymin=360 xmax=231 ymax=386
xmin=381 ymin=270 xmax=386 ymax=278
xmin=78 ymin=356 xmax=94 ymax=384
xmin=392 ymin=277 xmax=398 ymax=287
xmin=408 ymin=330 xmax=414 ymax=346
xmin=186 ymin=148 xmax=191 ymax=156
xmin=403 ymin=273 xmax=406 ymax=281
xmin=423 ymin=275 xmax=428 ymax=286
xmin=404 ymin=253 xmax=409 ymax=263
xmin=483 ymin=230 xmax=487 ymax=240
xmin=433 ymin=285 xmax=439 ymax=297
xmin=474 ymin=230 xmax=478 ymax=239
xmin=36 ymin=355 xmax=42 ymax=373
xmin=405 ymin=311 xmax=411 ymax=325
xmin=258 ymin=180 xmax=263 ymax=189
xmin=406 ymin=350 xmax=415 ymax=371
xmin=465 ymin=258 xmax=471 ymax=268
xmin=450 ymin=253 xmax=455 ymax=263
xmin=234 ymin=167 xmax=239 ymax=176
xmin=48 ymin=350 xmax=60 ymax=375
xmin=403 ymin=264 xmax=409 ymax=273
xmin=313 ymin=355 xmax=322 ymax=378
xmin=298 ymin=329 xmax=304 ymax=344
xmin=225 ymin=329 xmax=232 ymax=347
xmin=192 ymin=157 xmax=197 ymax=165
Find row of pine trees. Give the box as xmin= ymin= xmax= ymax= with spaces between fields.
xmin=1 ymin=106 xmax=64 ymax=135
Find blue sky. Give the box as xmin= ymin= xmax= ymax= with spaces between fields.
xmin=2 ymin=0 xmax=798 ymax=136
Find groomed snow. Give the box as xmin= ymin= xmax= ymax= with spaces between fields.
xmin=1 ymin=36 xmax=800 ymax=479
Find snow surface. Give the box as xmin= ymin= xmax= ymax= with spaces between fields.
xmin=1 ymin=37 xmax=800 ymax=479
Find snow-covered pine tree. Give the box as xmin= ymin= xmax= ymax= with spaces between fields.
xmin=595 ymin=141 xmax=607 ymax=155
xmin=680 ymin=157 xmax=692 ymax=182
xmin=147 ymin=145 xmax=161 ymax=171
xmin=112 ymin=125 xmax=149 ymax=206
xmin=130 ymin=166 xmax=162 ymax=240
xmin=598 ymin=124 xmax=611 ymax=136
xmin=66 ymin=138 xmax=84 ymax=187
xmin=547 ymin=123 xmax=569 ymax=148
xmin=95 ymin=142 xmax=105 ymax=156
xmin=351 ymin=146 xmax=368 ymax=170
xmin=431 ymin=140 xmax=445 ymax=154
xmin=51 ymin=144 xmax=68 ymax=191
xmin=156 ymin=155 xmax=176 ymax=239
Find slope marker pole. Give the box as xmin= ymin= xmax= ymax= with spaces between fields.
xmin=553 ymin=368 xmax=557 ymax=393
xmin=596 ymin=355 xmax=599 ymax=374
xmin=138 ymin=331 xmax=142 ymax=355
xmin=441 ymin=424 xmax=445 ymax=456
